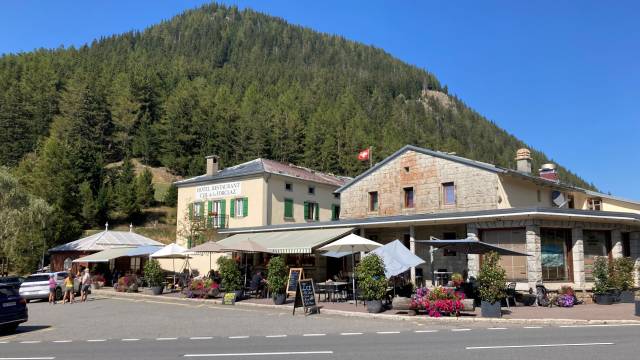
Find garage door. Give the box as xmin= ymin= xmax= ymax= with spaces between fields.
xmin=482 ymin=229 xmax=527 ymax=281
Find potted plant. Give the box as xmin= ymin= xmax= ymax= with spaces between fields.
xmin=91 ymin=274 xmax=105 ymax=290
xmin=592 ymin=257 xmax=613 ymax=305
xmin=217 ymin=257 xmax=243 ymax=300
xmin=451 ymin=273 xmax=464 ymax=288
xmin=267 ymin=256 xmax=288 ymax=305
xmin=356 ymin=253 xmax=387 ymax=313
xmin=144 ymin=259 xmax=165 ymax=295
xmin=477 ymin=251 xmax=506 ymax=318
xmin=611 ymin=257 xmax=636 ymax=303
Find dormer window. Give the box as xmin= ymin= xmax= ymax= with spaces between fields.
xmin=587 ymin=198 xmax=602 ymax=211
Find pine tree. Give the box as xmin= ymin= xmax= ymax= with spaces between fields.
xmin=135 ymin=167 xmax=155 ymax=208
xmin=114 ymin=158 xmax=139 ymax=219
xmin=163 ymin=183 xmax=178 ymax=207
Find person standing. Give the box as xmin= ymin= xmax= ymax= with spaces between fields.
xmin=62 ymin=273 xmax=74 ymax=304
xmin=81 ymin=269 xmax=91 ymax=302
xmin=48 ymin=274 xmax=57 ymax=304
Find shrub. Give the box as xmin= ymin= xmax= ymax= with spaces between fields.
xmin=592 ymin=256 xmax=611 ymax=295
xmin=611 ymin=257 xmax=635 ymax=291
xmin=477 ymin=251 xmax=506 ymax=304
xmin=217 ymin=257 xmax=242 ymax=291
xmin=267 ymin=256 xmax=287 ymax=296
xmin=356 ymin=254 xmax=387 ymax=301
xmin=144 ymin=259 xmax=165 ymax=287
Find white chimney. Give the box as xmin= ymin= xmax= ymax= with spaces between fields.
xmin=206 ymin=155 xmax=220 ymax=176
xmin=515 ymin=148 xmax=532 ymax=174
xmin=539 ymin=163 xmax=559 ymax=182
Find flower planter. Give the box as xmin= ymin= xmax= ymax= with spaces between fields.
xmin=480 ymin=300 xmax=501 ymax=318
xmin=594 ymin=293 xmax=614 ymax=305
xmin=273 ymin=293 xmax=286 ymax=305
xmin=635 ymin=300 xmax=640 ymax=317
xmin=619 ymin=290 xmax=635 ymax=303
xmin=151 ymin=286 xmax=164 ymax=296
xmin=366 ymin=300 xmax=384 ymax=313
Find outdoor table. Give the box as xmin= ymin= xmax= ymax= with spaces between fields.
xmin=316 ymin=281 xmax=349 ymax=302
xmin=433 ymin=271 xmax=452 ymax=286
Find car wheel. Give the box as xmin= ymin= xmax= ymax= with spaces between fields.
xmin=55 ymin=287 xmax=63 ymax=301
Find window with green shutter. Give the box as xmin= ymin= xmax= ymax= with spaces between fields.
xmin=219 ymin=199 xmax=226 ymax=228
xmin=284 ymin=198 xmax=293 ymax=218
xmin=303 ymin=201 xmax=309 ymax=220
xmin=314 ymin=203 xmax=319 ymax=221
xmin=207 ymin=201 xmax=213 ymax=228
xmin=243 ymin=197 xmax=248 ymax=217
xmin=230 ymin=198 xmax=235 ymax=218
xmin=331 ymin=204 xmax=340 ymax=221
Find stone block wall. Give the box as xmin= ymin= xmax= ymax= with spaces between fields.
xmin=340 ymin=150 xmax=500 ymax=219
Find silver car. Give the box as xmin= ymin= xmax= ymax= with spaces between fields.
xmin=19 ymin=272 xmax=72 ymax=302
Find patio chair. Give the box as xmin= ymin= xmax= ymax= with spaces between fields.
xmin=315 ymin=283 xmax=327 ymax=302
xmin=505 ymin=282 xmax=517 ymax=309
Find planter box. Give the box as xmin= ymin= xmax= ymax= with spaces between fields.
xmin=391 ymin=296 xmax=416 ymax=316
xmin=619 ymin=290 xmax=635 ymax=303
xmin=481 ymin=300 xmax=501 ymax=318
xmin=366 ymin=300 xmax=384 ymax=313
xmin=594 ymin=293 xmax=614 ymax=305
xmin=151 ymin=286 xmax=163 ymax=296
xmin=273 ymin=293 xmax=286 ymax=305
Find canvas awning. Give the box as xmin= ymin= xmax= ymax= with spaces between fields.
xmin=72 ymin=247 xmax=133 ymax=263
xmin=218 ymin=227 xmax=354 ymax=254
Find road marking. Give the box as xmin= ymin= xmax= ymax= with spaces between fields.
xmin=523 ymin=326 xmax=543 ymax=329
xmin=184 ymin=351 xmax=333 ymax=357
xmin=121 ymin=338 xmax=140 ymax=342
xmin=265 ymin=335 xmax=287 ymax=338
xmin=0 ymin=341 xmax=8 ymax=344
xmin=0 ymin=357 xmax=56 ymax=360
xmin=19 ymin=341 xmax=41 ymax=344
xmin=487 ymin=327 xmax=507 ymax=330
xmin=156 ymin=337 xmax=178 ymax=341
xmin=340 ymin=332 xmax=363 ymax=336
xmin=303 ymin=334 xmax=326 ymax=337
xmin=451 ymin=329 xmax=471 ymax=332
xmin=560 ymin=324 xmax=640 ymax=328
xmin=87 ymin=339 xmax=106 ymax=342
xmin=52 ymin=340 xmax=72 ymax=343
xmin=415 ymin=330 xmax=438 ymax=333
xmin=228 ymin=336 xmax=249 ymax=339
xmin=189 ymin=337 xmax=213 ymax=340
xmin=466 ymin=342 xmax=614 ymax=350
xmin=144 ymin=300 xmax=190 ymax=307
xmin=376 ymin=331 xmax=400 ymax=334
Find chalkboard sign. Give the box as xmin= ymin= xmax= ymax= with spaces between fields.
xmin=286 ymin=268 xmax=304 ymax=296
xmin=293 ymin=279 xmax=319 ymax=315
xmin=222 ymin=292 xmax=236 ymax=305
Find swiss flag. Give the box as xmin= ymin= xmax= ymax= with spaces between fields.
xmin=357 ymin=148 xmax=370 ymax=161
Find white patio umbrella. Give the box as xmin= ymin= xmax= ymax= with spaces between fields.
xmin=150 ymin=243 xmax=190 ymax=285
xmin=185 ymin=241 xmax=227 ymax=274
xmin=222 ymin=240 xmax=272 ymax=292
xmin=318 ymin=233 xmax=382 ymax=306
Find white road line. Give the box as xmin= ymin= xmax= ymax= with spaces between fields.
xmin=156 ymin=337 xmax=178 ymax=341
xmin=487 ymin=327 xmax=507 ymax=330
xmin=466 ymin=342 xmax=614 ymax=350
xmin=121 ymin=338 xmax=140 ymax=342
xmin=415 ymin=330 xmax=439 ymax=333
xmin=451 ymin=329 xmax=471 ymax=332
xmin=523 ymin=326 xmax=543 ymax=329
xmin=0 ymin=341 xmax=9 ymax=344
xmin=376 ymin=331 xmax=400 ymax=334
xmin=52 ymin=340 xmax=72 ymax=343
xmin=265 ymin=335 xmax=287 ymax=338
xmin=0 ymin=357 xmax=56 ymax=360
xmin=303 ymin=333 xmax=326 ymax=337
xmin=189 ymin=337 xmax=213 ymax=340
xmin=560 ymin=324 xmax=640 ymax=328
xmin=19 ymin=341 xmax=41 ymax=344
xmin=87 ymin=339 xmax=106 ymax=342
xmin=340 ymin=332 xmax=363 ymax=336
xmin=228 ymin=336 xmax=249 ymax=339
xmin=184 ymin=351 xmax=333 ymax=357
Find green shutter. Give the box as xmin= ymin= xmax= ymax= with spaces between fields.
xmin=198 ymin=202 xmax=204 ymax=218
xmin=187 ymin=236 xmax=192 ymax=249
xmin=230 ymin=198 xmax=235 ymax=218
xmin=188 ymin=203 xmax=193 ymax=220
xmin=284 ymin=199 xmax=293 ymax=218
xmin=207 ymin=201 xmax=213 ymax=228
xmin=219 ymin=199 xmax=226 ymax=228
xmin=243 ymin=197 xmax=248 ymax=217
xmin=314 ymin=203 xmax=319 ymax=221
xmin=303 ymin=201 xmax=309 ymax=220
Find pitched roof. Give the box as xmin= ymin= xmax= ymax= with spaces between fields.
xmin=174 ymin=158 xmax=349 ymax=188
xmin=49 ymin=230 xmax=163 ymax=252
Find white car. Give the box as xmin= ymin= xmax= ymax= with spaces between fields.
xmin=19 ymin=272 xmax=74 ymax=302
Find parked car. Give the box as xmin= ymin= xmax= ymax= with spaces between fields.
xmin=19 ymin=272 xmax=78 ymax=302
xmin=0 ymin=276 xmax=25 ymax=289
xmin=0 ymin=284 xmax=28 ymax=333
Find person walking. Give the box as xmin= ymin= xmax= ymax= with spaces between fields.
xmin=48 ymin=274 xmax=57 ymax=304
xmin=81 ymin=268 xmax=91 ymax=302
xmin=62 ymin=273 xmax=74 ymax=304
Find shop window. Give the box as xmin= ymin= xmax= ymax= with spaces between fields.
xmin=403 ymin=187 xmax=414 ymax=208
xmin=369 ymin=191 xmax=379 ymax=212
xmin=482 ymin=229 xmax=527 ymax=281
xmin=284 ymin=198 xmax=294 ymax=219
xmin=443 ymin=182 xmax=455 ymax=205
xmin=583 ymin=230 xmax=609 ymax=280
xmin=130 ymin=257 xmax=141 ymax=272
xmin=541 ymin=228 xmax=570 ymax=281
xmin=587 ymin=198 xmax=602 ymax=211
xmin=285 ymin=182 xmax=292 ymax=191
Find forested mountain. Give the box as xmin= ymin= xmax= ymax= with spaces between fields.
xmin=0 ymin=3 xmax=594 ymax=251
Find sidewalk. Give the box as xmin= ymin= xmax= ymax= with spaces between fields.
xmin=93 ymin=288 xmax=640 ymax=325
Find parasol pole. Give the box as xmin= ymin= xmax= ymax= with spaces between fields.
xmin=351 ymin=245 xmax=356 ymax=308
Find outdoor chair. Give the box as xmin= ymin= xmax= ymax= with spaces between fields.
xmin=505 ymin=282 xmax=517 ymax=309
xmin=315 ymin=283 xmax=328 ymax=302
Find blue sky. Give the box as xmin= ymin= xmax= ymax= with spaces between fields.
xmin=1 ymin=1 xmax=638 ymax=199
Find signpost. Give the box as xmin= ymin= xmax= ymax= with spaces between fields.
xmin=286 ymin=268 xmax=304 ymax=296
xmin=293 ymin=278 xmax=318 ymax=315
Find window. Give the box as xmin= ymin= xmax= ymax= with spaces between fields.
xmin=230 ymin=198 xmax=248 ymax=218
xmin=482 ymin=229 xmax=527 ymax=281
xmin=403 ymin=187 xmax=414 ymax=208
xmin=404 ymin=166 xmax=410 ymax=172
xmin=207 ymin=200 xmax=225 ymax=228
xmin=369 ymin=191 xmax=379 ymax=211
xmin=331 ymin=204 xmax=340 ymax=221
xmin=333 ymin=193 xmax=340 ymax=199
xmin=587 ymin=198 xmax=602 ymax=211
xmin=130 ymin=257 xmax=141 ymax=272
xmin=568 ymin=195 xmax=575 ymax=209
xmin=541 ymin=228 xmax=570 ymax=281
xmin=192 ymin=202 xmax=204 ymax=219
xmin=304 ymin=201 xmax=319 ymax=221
xmin=308 ymin=186 xmax=315 ymax=195
xmin=285 ymin=183 xmax=292 ymax=191
xmin=622 ymin=233 xmax=631 ymax=257
xmin=443 ymin=232 xmax=457 ymax=256
xmin=442 ymin=182 xmax=455 ymax=205
xmin=583 ymin=230 xmax=609 ymax=280
xmin=284 ymin=198 xmax=294 ymax=219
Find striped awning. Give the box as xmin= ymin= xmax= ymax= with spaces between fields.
xmin=218 ymin=227 xmax=354 ymax=254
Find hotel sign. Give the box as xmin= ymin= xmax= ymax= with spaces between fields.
xmin=195 ymin=182 xmax=241 ymax=200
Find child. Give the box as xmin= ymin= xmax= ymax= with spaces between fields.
xmin=48 ymin=274 xmax=57 ymax=304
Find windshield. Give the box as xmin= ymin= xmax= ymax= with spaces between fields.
xmin=24 ymin=275 xmax=50 ymax=282
xmin=0 ymin=286 xmax=19 ymax=297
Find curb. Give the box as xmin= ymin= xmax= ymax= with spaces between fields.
xmin=93 ymin=289 xmax=640 ymax=326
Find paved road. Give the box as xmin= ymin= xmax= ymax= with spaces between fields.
xmin=1 ymin=297 xmax=639 ymax=359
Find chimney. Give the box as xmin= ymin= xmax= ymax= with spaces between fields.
xmin=205 ymin=155 xmax=220 ymax=176
xmin=539 ymin=163 xmax=559 ymax=182
xmin=515 ymin=148 xmax=532 ymax=174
